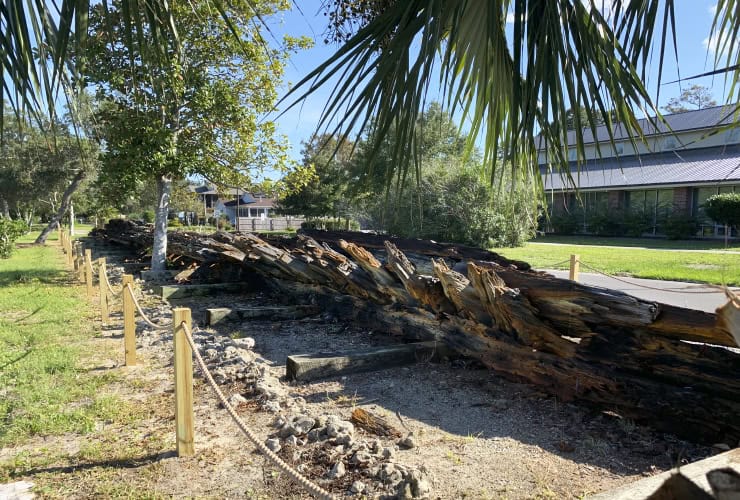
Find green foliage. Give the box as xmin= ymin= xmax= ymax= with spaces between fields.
xmin=704 ymin=193 xmax=740 ymax=228
xmin=277 ymin=134 xmax=354 ymax=219
xmin=0 ymin=219 xmax=28 ymax=258
xmin=379 ymin=170 xmax=538 ymax=247
xmin=661 ymin=213 xmax=699 ymax=240
xmin=661 ymin=85 xmax=717 ymax=114
xmin=301 ymin=218 xmax=361 ymax=231
xmin=167 ymin=218 xmax=182 ymax=228
xmin=142 ymin=210 xmax=155 ymax=223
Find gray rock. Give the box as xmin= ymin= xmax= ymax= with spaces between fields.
xmin=326 ymin=420 xmax=354 ymax=438
xmin=382 ymin=447 xmax=394 ymax=459
xmin=285 ymin=435 xmax=299 ymax=447
xmin=273 ymin=416 xmax=286 ymax=428
xmin=350 ymin=481 xmax=365 ymax=494
xmin=279 ymin=424 xmax=296 ymax=438
xmin=262 ymin=400 xmax=281 ymax=413
xmin=407 ymin=469 xmax=431 ymax=498
xmin=350 ymin=451 xmax=372 ymax=466
xmin=228 ymin=393 xmax=247 ymax=406
xmin=333 ymin=433 xmax=353 ymax=446
xmin=328 ymin=461 xmax=346 ymax=479
xmin=399 ymin=432 xmax=416 ymax=449
xmin=292 ymin=415 xmax=315 ymax=435
xmin=265 ymin=438 xmax=281 ymax=453
xmin=307 ymin=428 xmax=324 ymax=442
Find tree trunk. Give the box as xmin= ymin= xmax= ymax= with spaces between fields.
xmin=1 ymin=198 xmax=9 ymax=219
xmin=35 ymin=170 xmax=86 ymax=244
xmin=70 ymin=201 xmax=75 ymax=237
xmin=91 ymin=222 xmax=740 ymax=443
xmin=151 ymin=174 xmax=173 ymax=272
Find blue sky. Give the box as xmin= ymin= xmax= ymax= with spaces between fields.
xmin=266 ymin=1 xmax=733 ymax=163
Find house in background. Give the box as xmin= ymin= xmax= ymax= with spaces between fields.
xmin=191 ymin=185 xmax=302 ymax=231
xmin=540 ymin=105 xmax=740 ymax=238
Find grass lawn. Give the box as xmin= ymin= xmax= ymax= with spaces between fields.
xmin=0 ymin=244 xmax=124 ymax=447
xmin=494 ymin=239 xmax=740 ymax=286
xmin=528 ymin=234 xmax=740 ymax=251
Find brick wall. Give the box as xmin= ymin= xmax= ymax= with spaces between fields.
xmin=672 ymin=187 xmax=692 ymax=214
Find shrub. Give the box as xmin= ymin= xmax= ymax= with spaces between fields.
xmin=661 ymin=213 xmax=699 ymax=239
xmin=142 ymin=210 xmax=155 ymax=223
xmin=622 ymin=209 xmax=653 ymax=237
xmin=587 ymin=209 xmax=626 ymax=236
xmin=301 ymin=218 xmax=361 ymax=231
xmin=167 ymin=218 xmax=183 ymax=228
xmin=704 ymin=193 xmax=740 ymax=230
xmin=549 ymin=212 xmax=581 ymax=235
xmin=0 ymin=219 xmax=29 ymax=258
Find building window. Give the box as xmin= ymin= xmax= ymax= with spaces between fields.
xmin=725 ymin=128 xmax=740 ymax=144
xmin=663 ymin=137 xmax=677 ymax=150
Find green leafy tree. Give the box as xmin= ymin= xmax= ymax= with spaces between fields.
xmin=705 ymin=193 xmax=740 ymax=247
xmin=0 ymin=104 xmax=99 ymax=242
xmin=662 ymin=85 xmax=717 ymax=114
xmin=277 ymin=134 xmax=354 ymax=219
xmin=3 ymin=1 xmax=740 ymax=205
xmin=85 ymin=0 xmax=308 ymax=271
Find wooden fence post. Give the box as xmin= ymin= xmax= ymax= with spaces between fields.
xmin=173 ymin=307 xmax=195 ymax=457
xmin=72 ymin=241 xmax=79 ymax=271
xmin=569 ymin=254 xmax=580 ymax=282
xmin=122 ymin=274 xmax=137 ymax=366
xmin=85 ymin=249 xmax=94 ymax=298
xmin=99 ymin=258 xmax=109 ymax=324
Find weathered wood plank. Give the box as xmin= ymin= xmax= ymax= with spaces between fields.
xmin=205 ymin=305 xmax=320 ymax=325
xmin=286 ymin=341 xmax=449 ymax=381
xmin=155 ymin=283 xmax=246 ymax=299
xmin=589 ymin=448 xmax=740 ymax=500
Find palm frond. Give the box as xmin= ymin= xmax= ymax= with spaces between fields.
xmin=285 ymin=0 xmax=738 ymax=193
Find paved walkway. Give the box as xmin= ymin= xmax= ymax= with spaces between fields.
xmin=542 ymin=269 xmax=736 ymax=313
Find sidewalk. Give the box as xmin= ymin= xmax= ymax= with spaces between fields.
xmin=542 ymin=269 xmax=736 ymax=313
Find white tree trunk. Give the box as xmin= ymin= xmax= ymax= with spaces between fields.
xmin=1 ymin=198 xmax=9 ymax=219
xmin=70 ymin=202 xmax=75 ymax=236
xmin=151 ymin=174 xmax=173 ymax=272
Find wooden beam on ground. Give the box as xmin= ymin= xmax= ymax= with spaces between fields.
xmin=155 ymin=282 xmax=245 ymax=299
xmin=589 ymin=448 xmax=740 ymax=499
xmin=205 ymin=305 xmax=320 ymax=325
xmin=286 ymin=341 xmax=450 ymax=381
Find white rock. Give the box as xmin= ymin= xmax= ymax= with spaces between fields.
xmin=328 ymin=461 xmax=346 ymax=479
xmin=233 ymin=337 xmax=256 ymax=349
xmin=228 ymin=393 xmax=247 ymax=406
xmin=350 ymin=481 xmax=366 ymax=494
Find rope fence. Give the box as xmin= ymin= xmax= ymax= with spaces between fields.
xmin=59 ymin=229 xmax=335 ymax=500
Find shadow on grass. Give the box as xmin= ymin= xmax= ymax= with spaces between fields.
xmin=8 ymin=451 xmax=177 ymax=478
xmin=0 ymin=269 xmax=74 ymax=287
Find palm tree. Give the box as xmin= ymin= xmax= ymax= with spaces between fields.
xmin=2 ymin=1 xmax=739 ymax=187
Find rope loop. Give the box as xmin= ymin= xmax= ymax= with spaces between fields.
xmin=125 ymin=283 xmax=172 ymax=330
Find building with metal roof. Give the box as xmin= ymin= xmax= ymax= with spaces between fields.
xmin=539 ymin=105 xmax=740 ymax=238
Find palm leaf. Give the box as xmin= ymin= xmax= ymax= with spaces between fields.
xmin=284 ymin=0 xmax=738 ymax=193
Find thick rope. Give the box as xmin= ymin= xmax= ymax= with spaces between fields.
xmin=102 ymin=268 xmax=123 ymax=296
xmin=125 ymin=283 xmax=172 ymax=330
xmin=180 ymin=322 xmax=336 ymax=500
xmin=540 ymin=258 xmax=572 ymax=269
xmin=577 ymin=260 xmax=725 ymax=294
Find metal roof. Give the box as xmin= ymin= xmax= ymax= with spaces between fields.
xmin=542 ymin=146 xmax=740 ymax=191
xmin=538 ymin=104 xmax=739 ymax=148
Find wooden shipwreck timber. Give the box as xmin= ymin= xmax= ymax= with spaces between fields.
xmin=94 ymin=220 xmax=740 ymax=444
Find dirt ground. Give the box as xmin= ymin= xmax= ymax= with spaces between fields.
xmin=1 ymin=266 xmax=715 ymax=499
